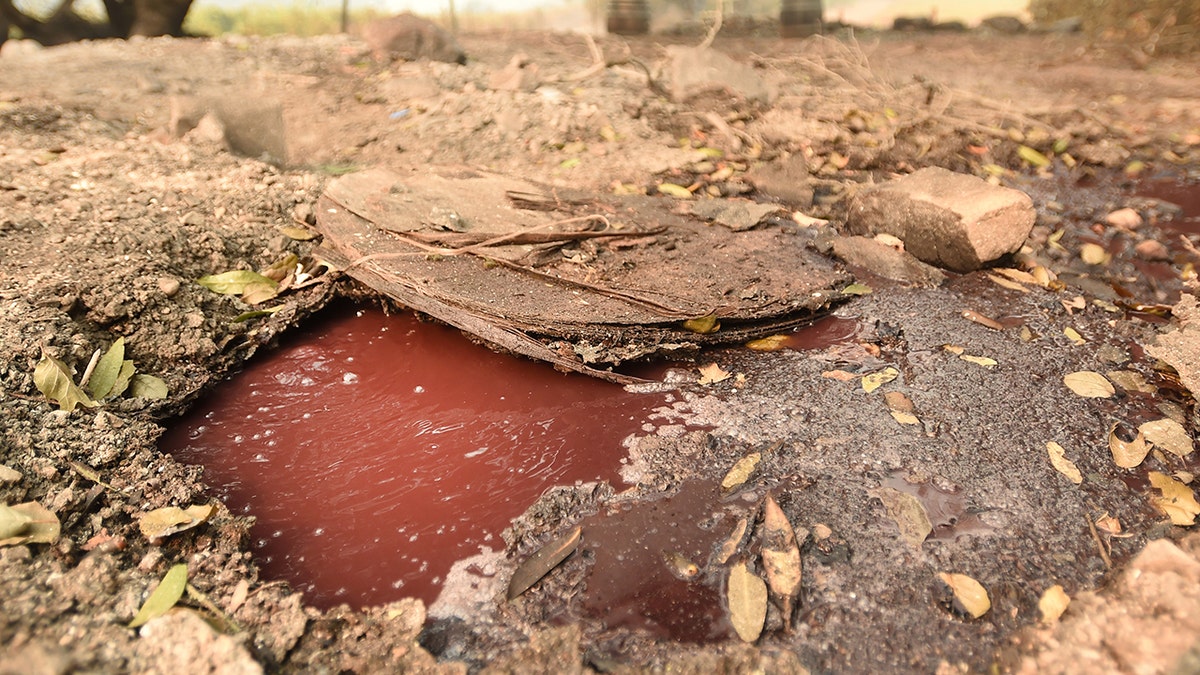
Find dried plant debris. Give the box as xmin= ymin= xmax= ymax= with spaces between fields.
xmin=937 ymin=572 xmax=991 ymax=619
xmin=1109 ymin=423 xmax=1151 ymax=469
xmin=1063 ymin=371 xmax=1115 ymax=398
xmin=34 ymin=340 xmax=167 ymax=412
xmin=1139 ymin=418 xmax=1195 ymax=457
xmin=760 ymin=494 xmax=803 ymax=629
xmin=698 ymin=362 xmax=733 ymax=385
xmin=507 ymin=525 xmax=582 ymax=600
xmin=870 ymin=486 xmax=932 ymax=550
xmin=862 ymin=366 xmax=899 ymax=393
xmin=0 ymin=502 xmax=61 ymax=546
xmin=717 ymin=518 xmax=750 ymax=564
xmin=129 ymin=564 xmax=189 ymax=628
xmin=720 ymin=452 xmax=761 ymax=492
xmin=1046 ymin=442 xmax=1083 ymax=485
xmin=1147 ymin=472 xmax=1200 ymax=526
xmin=727 ymin=560 xmax=768 ymax=643
xmin=138 ymin=504 xmax=216 ymax=541
xmin=1038 ymin=585 xmax=1070 ymax=624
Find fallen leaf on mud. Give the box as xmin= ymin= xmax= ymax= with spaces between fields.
xmin=1063 ymin=371 xmax=1115 ymax=398
xmin=883 ymin=392 xmax=919 ymax=425
xmin=718 ymin=518 xmax=749 ymax=564
xmin=0 ymin=501 xmax=60 ymax=546
xmin=279 ymin=225 xmax=318 ymax=241
xmin=0 ymin=504 xmax=31 ymax=540
xmin=129 ymin=374 xmax=169 ymax=400
xmin=682 ymin=314 xmax=720 ymax=334
xmin=862 ymin=367 xmax=899 ymax=393
xmin=1148 ymin=472 xmax=1200 ymax=526
xmin=507 ymin=525 xmax=581 ymax=600
xmin=110 ymin=360 xmax=136 ymax=399
xmin=1095 ymin=513 xmax=1122 ymax=536
xmin=870 ymin=486 xmax=932 ymax=550
xmin=889 ymin=411 xmax=920 ymax=425
xmin=232 ymin=305 xmax=285 ymax=323
xmin=138 ymin=504 xmax=216 ymax=540
xmin=938 ymin=572 xmax=991 ymax=619
xmin=129 ymin=563 xmax=188 ymax=628
xmin=1109 ymin=424 xmax=1150 ymax=469
xmin=1063 ymin=327 xmax=1086 ymax=345
xmin=1039 ymin=585 xmax=1070 ymax=623
xmin=761 ymin=494 xmax=802 ymax=628
xmin=942 ymin=345 xmax=965 ymax=355
xmin=721 ymin=452 xmax=761 ymax=492
xmin=697 ymin=363 xmax=732 ymax=385
xmin=663 ymin=551 xmax=700 ymax=579
xmin=1018 ymin=145 xmax=1051 ymax=168
xmin=1079 ymin=243 xmax=1111 ymax=266
xmin=822 ymin=369 xmax=856 ymax=382
xmin=69 ymin=461 xmax=118 ymax=492
xmin=197 ymin=270 xmax=279 ymax=296
xmin=987 ymin=273 xmax=1030 ymax=293
xmin=34 ymin=354 xmax=97 ymax=413
xmin=1139 ymin=418 xmax=1194 ymax=457
xmin=240 ymin=281 xmax=281 ymax=305
xmin=960 ymin=355 xmax=998 ymax=368
xmin=1046 ymin=442 xmax=1083 ymax=485
xmin=88 ymin=337 xmax=125 ymax=400
xmin=1106 ymin=370 xmax=1155 ymax=394
xmin=995 ymin=268 xmax=1038 ymax=285
xmin=657 ymin=182 xmax=693 ymax=199
xmin=842 ymin=283 xmax=872 ymax=296
xmin=961 ymin=310 xmax=1003 ymax=330
xmin=260 ymin=254 xmax=300 ymax=283
xmin=745 ymin=335 xmax=789 ymax=352
xmin=727 ymin=561 xmax=767 ymax=643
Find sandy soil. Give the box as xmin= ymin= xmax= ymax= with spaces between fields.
xmin=2 ymin=24 xmax=1200 ymax=674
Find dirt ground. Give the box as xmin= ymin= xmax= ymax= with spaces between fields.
xmin=2 ymin=22 xmax=1200 ymax=674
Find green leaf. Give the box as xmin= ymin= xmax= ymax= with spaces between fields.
xmin=682 ymin=314 xmax=720 ymax=334
xmin=1018 ymin=145 xmax=1051 ymax=168
xmin=129 ymin=374 xmax=169 ymax=400
xmin=196 ymin=270 xmax=279 ymax=296
xmin=233 ymin=305 xmax=285 ymax=323
xmin=129 ymin=564 xmax=188 ymax=628
xmin=110 ymin=360 xmax=136 ymax=398
xmin=88 ymin=338 xmax=125 ymax=400
xmin=727 ymin=561 xmax=767 ymax=642
xmin=279 ymin=226 xmax=318 ymax=241
xmin=842 ymin=283 xmax=873 ymax=296
xmin=33 ymin=355 xmax=97 ymax=412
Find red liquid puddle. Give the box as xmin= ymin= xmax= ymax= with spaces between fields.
xmin=782 ymin=314 xmax=860 ymax=351
xmin=162 ymin=305 xmax=665 ymax=609
xmin=574 ymin=481 xmax=738 ymax=643
xmin=883 ymin=474 xmax=994 ymax=541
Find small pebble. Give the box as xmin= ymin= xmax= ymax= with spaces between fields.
xmin=158 ymin=276 xmax=181 ymax=297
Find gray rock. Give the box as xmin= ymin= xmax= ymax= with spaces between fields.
xmin=830 ymin=236 xmax=946 ymax=286
xmin=360 ymin=12 xmax=465 ymax=65
xmin=846 ymin=167 xmax=1035 ymax=272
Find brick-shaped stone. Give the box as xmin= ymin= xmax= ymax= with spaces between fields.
xmin=846 ymin=167 xmax=1035 ymax=272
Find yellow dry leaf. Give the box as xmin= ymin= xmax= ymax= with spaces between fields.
xmin=1039 ymin=585 xmax=1070 ymax=623
xmin=720 ymin=452 xmax=761 ymax=491
xmin=995 ymin=268 xmax=1038 ymax=284
xmin=890 ymin=411 xmax=920 ymax=425
xmin=942 ymin=345 xmax=965 ymax=355
xmin=1063 ymin=327 xmax=1086 ymax=345
xmin=862 ymin=367 xmax=899 ymax=393
xmin=683 ymin=314 xmax=720 ymax=334
xmin=987 ymin=273 xmax=1030 ymax=293
xmin=1046 ymin=441 xmax=1083 ymax=485
xmin=698 ymin=363 xmax=732 ymax=385
xmin=960 ymin=355 xmax=998 ymax=368
xmin=1148 ymin=471 xmax=1200 ymax=525
xmin=727 ymin=561 xmax=767 ymax=643
xmin=1106 ymin=370 xmax=1155 ymax=394
xmin=872 ymin=487 xmax=932 ymax=550
xmin=1139 ymin=418 xmax=1195 ymax=457
xmin=138 ymin=504 xmax=216 ymax=540
xmin=1109 ymin=424 xmax=1150 ymax=469
xmin=1063 ymin=371 xmax=1115 ymax=398
xmin=1095 ymin=513 xmax=1122 ymax=536
xmin=745 ymin=335 xmax=789 ymax=352
xmin=1080 ymin=243 xmax=1111 ymax=265
xmin=761 ymin=494 xmax=802 ymax=627
xmin=717 ymin=518 xmax=749 ymax=564
xmin=938 ymin=572 xmax=991 ymax=619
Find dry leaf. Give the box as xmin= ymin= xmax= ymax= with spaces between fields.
xmin=1105 ymin=207 xmax=1143 ymax=229
xmin=727 ymin=561 xmax=767 ymax=643
xmin=1106 ymin=370 xmax=1155 ymax=394
xmin=761 ymin=494 xmax=802 ymax=628
xmin=745 ymin=335 xmax=789 ymax=352
xmin=698 ymin=363 xmax=732 ymax=385
xmin=129 ymin=564 xmax=188 ymax=628
xmin=1148 ymin=472 xmax=1200 ymax=525
xmin=507 ymin=525 xmax=581 ymax=600
xmin=889 ymin=411 xmax=920 ymax=425
xmin=938 ymin=572 xmax=991 ymax=619
xmin=88 ymin=337 xmax=125 ymax=400
xmin=942 ymin=344 xmax=965 ymax=355
xmin=1095 ymin=513 xmax=1122 ymax=536
xmin=1046 ymin=441 xmax=1083 ymax=485
xmin=1079 ymin=243 xmax=1111 ymax=265
xmin=870 ymin=487 xmax=932 ymax=550
xmin=962 ymin=310 xmax=1003 ymax=330
xmin=960 ymin=355 xmax=998 ymax=368
xmin=1064 ymin=327 xmax=1086 ymax=345
xmin=0 ymin=501 xmax=60 ymax=546
xmin=987 ymin=273 xmax=1030 ymax=293
xmin=721 ymin=452 xmax=761 ymax=492
xmin=862 ymin=367 xmax=899 ymax=393
xmin=1063 ymin=371 xmax=1115 ymax=398
xmin=657 ymin=182 xmax=693 ymax=199
xmin=995 ymin=268 xmax=1038 ymax=284
xmin=138 ymin=504 xmax=216 ymax=540
xmin=1109 ymin=424 xmax=1150 ymax=469
xmin=717 ymin=518 xmax=749 ymax=564
xmin=883 ymin=391 xmax=914 ymax=412
xmin=33 ymin=355 xmax=97 ymax=413
xmin=1039 ymin=585 xmax=1070 ymax=623
xmin=682 ymin=314 xmax=720 ymax=334
xmin=842 ymin=283 xmax=873 ymax=296
xmin=1139 ymin=418 xmax=1194 ymax=457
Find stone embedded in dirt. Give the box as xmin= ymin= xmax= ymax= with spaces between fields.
xmin=662 ymin=46 xmax=772 ymax=105
xmin=688 ymin=199 xmax=787 ymax=231
xmin=747 ymin=154 xmax=814 ymax=208
xmin=846 ymin=167 xmax=1036 ymax=272
xmin=360 ymin=12 xmax=466 ymax=65
xmin=830 ymin=235 xmax=947 ymax=286
xmin=135 ymin=610 xmax=263 ymax=675
xmin=488 ymin=54 xmax=541 ymax=92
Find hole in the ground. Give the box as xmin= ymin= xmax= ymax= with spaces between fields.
xmin=161 ymin=302 xmax=668 ymax=609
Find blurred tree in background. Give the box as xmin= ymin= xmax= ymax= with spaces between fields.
xmin=1030 ymin=0 xmax=1198 ymax=54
